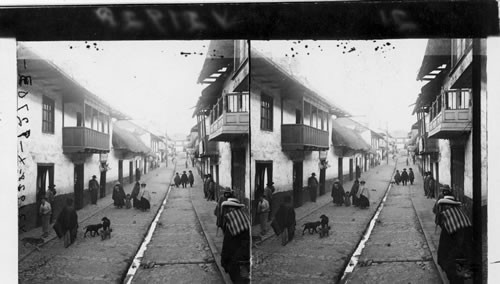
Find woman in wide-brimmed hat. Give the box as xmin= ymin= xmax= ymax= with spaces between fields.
xmin=112 ymin=182 xmax=126 ymax=208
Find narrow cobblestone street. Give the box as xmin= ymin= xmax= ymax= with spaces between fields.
xmin=346 ymin=159 xmax=441 ymax=283
xmin=252 ymin=161 xmax=396 ymax=283
xmin=132 ymin=157 xmax=225 ymax=283
xmin=18 ymin=166 xmax=173 ymax=284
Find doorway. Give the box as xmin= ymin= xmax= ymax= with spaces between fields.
xmin=293 ymin=161 xmax=303 ymax=208
xmin=349 ymin=158 xmax=354 ymax=181
xmin=74 ymin=164 xmax=84 ymax=210
xmin=338 ymin=157 xmax=343 ymax=183
xmin=319 ymin=167 xmax=326 ymax=196
xmin=100 ymin=168 xmax=106 ymax=198
xmin=231 ymin=149 xmax=246 ymax=202
xmin=129 ymin=161 xmax=134 ymax=184
xmin=451 ymin=145 xmax=465 ymax=202
xmin=118 ymin=160 xmax=123 ymax=184
xmin=36 ymin=164 xmax=54 ymax=226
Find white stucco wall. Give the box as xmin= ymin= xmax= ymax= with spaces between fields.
xmin=438 ymin=139 xmax=452 ymax=186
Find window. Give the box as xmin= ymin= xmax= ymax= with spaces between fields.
xmin=42 ymin=96 xmax=55 ymax=134
xmin=260 ymin=94 xmax=273 ymax=131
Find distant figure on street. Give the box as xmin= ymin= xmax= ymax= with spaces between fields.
xmin=401 ymin=168 xmax=409 ymax=186
xmin=356 ymin=165 xmax=361 ymax=179
xmin=88 ymin=175 xmax=99 ymax=205
xmin=174 ymin=172 xmax=181 ymax=188
xmin=423 ymin=172 xmax=430 ymax=197
xmin=191 ymin=157 xmax=195 ymax=167
xmin=185 ymin=159 xmax=189 ymax=169
xmin=406 ymin=158 xmax=409 ymax=166
xmin=356 ymin=180 xmax=370 ymax=209
xmin=394 ymin=170 xmax=401 ymax=185
xmin=203 ymin=175 xmax=209 ymax=198
xmin=112 ymin=182 xmax=126 ymax=208
xmin=125 ymin=194 xmax=132 ymax=209
xmin=257 ymin=195 xmax=270 ymax=235
xmin=408 ymin=168 xmax=415 ymax=185
xmin=427 ymin=173 xmax=436 ymax=199
xmin=434 ymin=189 xmax=473 ymax=282
xmin=188 ymin=170 xmax=195 ymax=187
xmin=220 ymin=198 xmax=250 ymax=283
xmin=135 ymin=168 xmax=141 ymax=182
xmin=350 ymin=179 xmax=360 ymax=207
xmin=207 ymin=175 xmax=216 ymax=201
xmin=273 ymin=195 xmax=296 ymax=246
xmin=307 ymin=173 xmax=319 ymax=203
xmin=331 ymin=179 xmax=345 ymax=206
xmin=46 ymin=184 xmax=56 ymax=223
xmin=138 ymin=183 xmax=151 ymax=211
xmin=181 ymin=171 xmax=188 ymax=188
xmin=39 ymin=197 xmax=52 ymax=238
xmin=55 ymin=198 xmax=78 ymax=248
xmin=263 ymin=182 xmax=275 ymax=221
xmin=215 ymin=188 xmax=234 ymax=230
xmin=131 ymin=181 xmax=141 ymax=209
xmin=344 ymin=191 xmax=351 ymax=207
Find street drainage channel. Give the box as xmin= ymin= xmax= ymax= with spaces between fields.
xmin=123 ymin=181 xmax=174 ymax=284
xmin=340 ymin=182 xmax=394 ymax=283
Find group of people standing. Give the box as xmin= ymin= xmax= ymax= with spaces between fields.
xmin=394 ymin=168 xmax=415 ymax=185
xmin=331 ymin=178 xmax=370 ymax=209
xmin=203 ymin=174 xmax=217 ymax=201
xmin=129 ymin=181 xmax=151 ymax=211
xmin=174 ymin=171 xmax=194 ymax=188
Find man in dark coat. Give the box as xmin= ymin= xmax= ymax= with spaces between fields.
xmin=56 ymin=198 xmax=78 ymax=248
xmin=207 ymin=175 xmax=216 ymax=201
xmin=394 ymin=170 xmax=401 ymax=185
xmin=135 ymin=167 xmax=141 ymax=182
xmin=423 ymin=172 xmax=430 ymax=197
xmin=174 ymin=172 xmax=181 ymax=188
xmin=188 ymin=170 xmax=195 ymax=187
xmin=112 ymin=182 xmax=126 ymax=208
xmin=181 ymin=171 xmax=189 ymax=188
xmin=273 ymin=195 xmax=296 ymax=246
xmin=131 ymin=181 xmax=141 ymax=209
xmin=401 ymin=168 xmax=409 ymax=186
xmin=203 ymin=175 xmax=209 ymax=198
xmin=356 ymin=165 xmax=361 ymax=179
xmin=307 ymin=173 xmax=319 ymax=203
xmin=428 ymin=173 xmax=436 ymax=199
xmin=88 ymin=175 xmax=99 ymax=205
xmin=350 ymin=180 xmax=360 ymax=207
xmin=331 ymin=179 xmax=345 ymax=206
xmin=408 ymin=168 xmax=415 ymax=185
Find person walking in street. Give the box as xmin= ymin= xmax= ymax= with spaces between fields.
xmin=131 ymin=180 xmax=141 ymax=209
xmin=55 ymin=198 xmax=78 ymax=248
xmin=203 ymin=174 xmax=209 ymax=199
xmin=188 ymin=170 xmax=195 ymax=187
xmin=273 ymin=195 xmax=296 ymax=246
xmin=135 ymin=167 xmax=141 ymax=182
xmin=263 ymin=182 xmax=275 ymax=221
xmin=427 ymin=173 xmax=436 ymax=199
xmin=174 ymin=172 xmax=181 ymax=188
xmin=191 ymin=156 xmax=195 ymax=167
xmin=88 ymin=175 xmax=99 ymax=205
xmin=220 ymin=198 xmax=250 ymax=283
xmin=39 ymin=197 xmax=52 ymax=238
xmin=45 ymin=184 xmax=56 ymax=223
xmin=112 ymin=182 xmax=126 ymax=208
xmin=215 ymin=188 xmax=234 ymax=231
xmin=401 ymin=168 xmax=409 ymax=186
xmin=181 ymin=171 xmax=189 ymax=188
xmin=356 ymin=180 xmax=370 ymax=209
xmin=394 ymin=170 xmax=401 ymax=185
xmin=408 ymin=168 xmax=415 ymax=185
xmin=434 ymin=190 xmax=473 ymax=283
xmin=185 ymin=159 xmax=189 ymax=169
xmin=350 ymin=179 xmax=360 ymax=207
xmin=356 ymin=165 xmax=361 ymax=180
xmin=207 ymin=175 xmax=216 ymax=201
xmin=257 ymin=195 xmax=270 ymax=235
xmin=331 ymin=179 xmax=345 ymax=206
xmin=138 ymin=183 xmax=151 ymax=211
xmin=423 ymin=172 xmax=430 ymax=197
xmin=307 ymin=173 xmax=319 ymax=203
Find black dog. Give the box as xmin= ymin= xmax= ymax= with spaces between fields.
xmin=319 ymin=215 xmax=330 ymax=238
xmin=101 ymin=217 xmax=111 ymax=231
xmin=84 ymin=224 xmax=103 ymax=237
xmin=302 ymin=221 xmax=321 ymax=235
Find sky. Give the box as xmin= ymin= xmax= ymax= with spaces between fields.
xmin=253 ymin=40 xmax=428 ymax=133
xmin=21 ymin=40 xmax=209 ymax=137
xmin=22 ymin=39 xmax=427 ymax=137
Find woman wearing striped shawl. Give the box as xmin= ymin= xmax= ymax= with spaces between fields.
xmin=220 ymin=198 xmax=250 ymax=283
xmin=435 ymin=191 xmax=473 ymax=283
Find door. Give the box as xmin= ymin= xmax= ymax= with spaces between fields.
xmin=36 ymin=164 xmax=54 ymax=226
xmin=349 ymin=158 xmax=354 ymax=181
xmin=296 ymin=109 xmax=302 ymax=124
xmin=118 ymin=160 xmax=123 ymax=184
xmin=231 ymin=149 xmax=246 ymax=202
xmin=451 ymin=146 xmax=465 ymax=201
xmin=100 ymin=169 xmax=106 ymax=198
xmin=338 ymin=158 xmax=343 ymax=184
xmin=74 ymin=164 xmax=84 ymax=210
xmin=293 ymin=161 xmax=303 ymax=208
xmin=319 ymin=167 xmax=326 ymax=196
xmin=129 ymin=161 xmax=133 ymax=184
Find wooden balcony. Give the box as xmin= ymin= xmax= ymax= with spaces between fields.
xmin=281 ymin=124 xmax=329 ymax=151
xmin=63 ymin=127 xmax=110 ymax=153
xmin=428 ymin=109 xmax=472 ymax=139
xmin=209 ymin=93 xmax=249 ymax=142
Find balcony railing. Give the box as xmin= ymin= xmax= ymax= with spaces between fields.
xmin=209 ymin=93 xmax=249 ymax=141
xmin=63 ymin=127 xmax=110 ymax=153
xmin=428 ymin=89 xmax=472 ymax=139
xmin=281 ymin=124 xmax=329 ymax=151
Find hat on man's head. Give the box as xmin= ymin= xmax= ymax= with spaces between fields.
xmin=92 ymin=175 xmax=97 ymax=179
xmin=311 ymin=173 xmax=316 ymax=176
